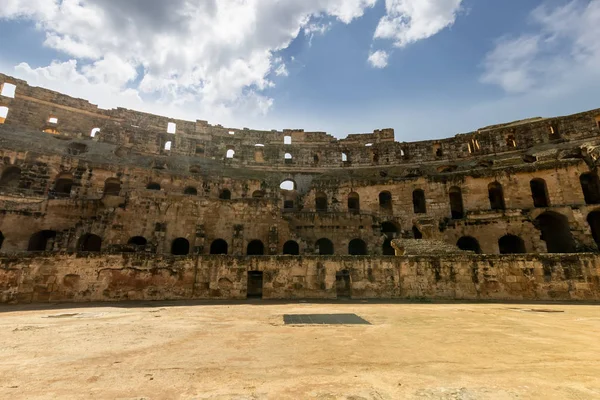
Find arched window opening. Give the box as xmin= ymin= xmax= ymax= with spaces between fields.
xmin=283 ymin=240 xmax=300 ymax=255
xmin=535 ymin=212 xmax=576 ymax=253
xmin=488 ymin=182 xmax=506 ymax=210
xmin=433 ymin=144 xmax=443 ymax=157
xmin=255 ymin=143 xmax=265 ymax=147
xmin=252 ymin=190 xmax=265 ymax=198
xmin=247 ymin=240 xmax=265 ymax=255
xmin=580 ymin=173 xmax=600 ymax=205
xmin=283 ymin=199 xmax=295 ymax=210
xmin=316 ymin=238 xmax=334 ymax=255
xmin=280 ymin=180 xmax=296 ymax=191
xmin=167 ymin=122 xmax=176 ymax=134
xmin=78 ymin=234 xmax=102 ymax=252
xmin=171 ymin=238 xmax=190 ymax=255
xmin=53 ymin=174 xmax=74 ymax=197
xmin=164 ymin=141 xmax=172 ymax=151
xmin=457 ymin=236 xmax=481 ymax=254
xmin=226 ymin=149 xmax=235 ymax=159
xmin=313 ymin=154 xmax=319 ymax=164
xmin=103 ymin=178 xmax=121 ymax=196
xmin=381 ymin=222 xmax=400 ymax=255
xmin=28 ymin=230 xmax=57 ymax=252
xmin=587 ymin=211 xmax=600 ymax=250
xmin=146 ymin=182 xmax=161 ymax=191
xmin=348 ymin=192 xmax=360 ymax=212
xmin=379 ymin=191 xmax=392 ymax=209
xmin=0 ymin=106 xmax=8 ymax=124
xmin=219 ymin=189 xmax=231 ymax=200
xmin=506 ymin=134 xmax=517 ymax=148
xmin=91 ymin=128 xmax=100 ymax=137
xmin=210 ymin=239 xmax=228 ymax=255
xmin=499 ymin=235 xmax=526 ymax=254
xmin=184 ymin=186 xmax=198 ymax=195
xmin=449 ymin=186 xmax=464 ymax=219
xmin=128 ymin=236 xmax=147 ymax=247
xmin=530 ymin=178 xmax=549 ymax=208
xmin=373 ymin=153 xmax=380 ymax=164
xmin=284 ymin=153 xmax=293 ymax=164
xmin=412 ymin=189 xmax=426 ymax=214
xmin=412 ymin=226 xmax=423 ymax=239
xmin=0 ymin=167 xmax=21 ymax=188
xmin=284 ymin=135 xmax=292 ymax=145
xmin=341 ymin=153 xmax=348 ymax=162
xmin=315 ymin=192 xmax=328 ymax=212
xmin=348 ymin=239 xmax=367 ymax=255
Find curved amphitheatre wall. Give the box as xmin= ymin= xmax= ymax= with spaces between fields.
xmin=1 ymin=72 xmax=600 ymax=303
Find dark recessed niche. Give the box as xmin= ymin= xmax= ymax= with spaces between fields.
xmin=114 ymin=147 xmax=131 ymax=157
xmin=379 ymin=170 xmax=388 ymax=177
xmin=67 ymin=142 xmax=88 ymax=156
xmin=189 ymin=165 xmax=201 ymax=174
xmin=477 ymin=160 xmax=494 ymax=168
xmin=437 ymin=165 xmax=458 ymax=173
xmin=523 ymin=155 xmax=538 ymax=163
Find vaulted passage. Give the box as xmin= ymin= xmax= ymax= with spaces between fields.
xmin=535 ymin=211 xmax=576 ymax=253
xmin=28 ymin=230 xmax=57 ymax=252
xmin=0 ymin=167 xmax=21 ymax=188
xmin=580 ymin=173 xmax=600 ymax=205
xmin=412 ymin=190 xmax=426 ymax=214
xmin=488 ymin=182 xmax=506 ymax=210
xmin=104 ymin=178 xmax=121 ymax=196
xmin=587 ymin=211 xmax=600 ymax=250
xmin=53 ymin=174 xmax=74 ymax=197
xmin=184 ymin=186 xmax=198 ymax=195
xmin=457 ymin=236 xmax=482 ymax=254
xmin=210 ymin=239 xmax=228 ymax=255
xmin=379 ymin=191 xmax=392 ymax=210
xmin=171 ymin=238 xmax=190 ymax=255
xmin=219 ymin=189 xmax=231 ymax=200
xmin=381 ymin=222 xmax=400 ymax=255
xmin=315 ymin=192 xmax=328 ymax=212
xmin=530 ymin=178 xmax=549 ymax=208
xmin=348 ymin=192 xmax=360 ymax=212
xmin=78 ymin=234 xmax=102 ymax=252
xmin=498 ymin=235 xmax=526 ymax=254
xmin=247 ymin=240 xmax=265 ymax=255
xmin=449 ymin=186 xmax=464 ymax=219
xmin=283 ymin=240 xmax=300 ymax=255
xmin=348 ymin=239 xmax=367 ymax=255
xmin=147 ymin=182 xmax=161 ymax=191
xmin=316 ymin=238 xmax=334 ymax=255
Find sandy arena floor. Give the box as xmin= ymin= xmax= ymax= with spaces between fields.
xmin=0 ymin=300 xmax=599 ymax=400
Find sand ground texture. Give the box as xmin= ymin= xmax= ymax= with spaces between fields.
xmin=0 ymin=301 xmax=599 ymax=400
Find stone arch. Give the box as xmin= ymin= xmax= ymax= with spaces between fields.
xmin=171 ymin=238 xmax=190 ymax=255
xmin=28 ymin=230 xmax=57 ymax=252
xmin=210 ymin=239 xmax=228 ymax=255
xmin=283 ymin=240 xmax=300 ymax=255
xmin=348 ymin=239 xmax=367 ymax=255
xmin=535 ymin=211 xmax=576 ymax=253
xmin=498 ymin=234 xmax=526 ymax=254
xmin=348 ymin=192 xmax=360 ymax=212
xmin=580 ymin=172 xmax=600 ymax=205
xmin=457 ymin=236 xmax=481 ymax=254
xmin=184 ymin=186 xmax=198 ymax=195
xmin=280 ymin=179 xmax=296 ymax=191
xmin=587 ymin=211 xmax=600 ymax=250
xmin=0 ymin=166 xmax=21 ymax=188
xmin=412 ymin=189 xmax=426 ymax=214
xmin=103 ymin=178 xmax=121 ymax=196
xmin=315 ymin=192 xmax=328 ymax=212
xmin=316 ymin=238 xmax=334 ymax=255
xmin=226 ymin=149 xmax=235 ymax=159
xmin=146 ymin=182 xmax=161 ymax=191
xmin=219 ymin=189 xmax=231 ymax=200
xmin=381 ymin=221 xmax=400 ymax=255
xmin=449 ymin=186 xmax=464 ymax=219
xmin=488 ymin=182 xmax=506 ymax=210
xmin=530 ymin=178 xmax=549 ymax=208
xmin=379 ymin=191 xmax=392 ymax=209
xmin=78 ymin=233 xmax=102 ymax=252
xmin=53 ymin=173 xmax=74 ymax=197
xmin=247 ymin=240 xmax=265 ymax=255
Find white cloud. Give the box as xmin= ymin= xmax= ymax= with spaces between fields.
xmin=368 ymin=50 xmax=389 ymax=68
xmin=481 ymin=0 xmax=600 ymax=94
xmin=374 ymin=0 xmax=464 ymax=47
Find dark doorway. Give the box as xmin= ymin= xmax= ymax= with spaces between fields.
xmin=316 ymin=238 xmax=334 ymax=255
xmin=580 ymin=173 xmax=600 ymax=204
xmin=315 ymin=192 xmax=328 ymax=212
xmin=54 ymin=175 xmax=74 ymax=197
xmin=146 ymin=182 xmax=161 ymax=191
xmin=449 ymin=186 xmax=464 ymax=219
xmin=457 ymin=236 xmax=482 ymax=254
xmin=412 ymin=226 xmax=423 ymax=239
xmin=348 ymin=192 xmax=360 ymax=212
xmin=0 ymin=231 xmax=4 ymax=250
xmin=184 ymin=186 xmax=198 ymax=195
xmin=28 ymin=230 xmax=57 ymax=252
xmin=499 ymin=235 xmax=526 ymax=254
xmin=0 ymin=167 xmax=21 ymax=188
xmin=587 ymin=211 xmax=600 ymax=250
xmin=128 ymin=236 xmax=147 ymax=247
xmin=210 ymin=239 xmax=228 ymax=255
xmin=283 ymin=240 xmax=300 ymax=255
xmin=247 ymin=271 xmax=263 ymax=298
xmin=336 ymin=270 xmax=351 ymax=298
xmin=103 ymin=178 xmax=121 ymax=196
xmin=488 ymin=182 xmax=506 ymax=210
xmin=219 ymin=189 xmax=231 ymax=200
xmin=412 ymin=189 xmax=426 ymax=214
xmin=535 ymin=211 xmax=576 ymax=253
xmin=283 ymin=199 xmax=295 ymax=209
xmin=381 ymin=222 xmax=400 ymax=255
xmin=78 ymin=234 xmax=102 ymax=252
xmin=247 ymin=240 xmax=265 ymax=255
xmin=348 ymin=239 xmax=367 ymax=255
xmin=379 ymin=191 xmax=392 ymax=210
xmin=171 ymin=238 xmax=190 ymax=255
xmin=530 ymin=178 xmax=549 ymax=208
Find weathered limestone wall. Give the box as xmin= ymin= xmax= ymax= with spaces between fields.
xmin=1 ymin=253 xmax=599 ymax=304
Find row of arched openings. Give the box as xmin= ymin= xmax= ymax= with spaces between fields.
xmin=27 ymin=231 xmax=102 ymax=252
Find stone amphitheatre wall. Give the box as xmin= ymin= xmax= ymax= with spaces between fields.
xmin=1 ymin=254 xmax=599 ymax=304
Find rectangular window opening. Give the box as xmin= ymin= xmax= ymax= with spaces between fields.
xmin=284 ymin=135 xmax=292 ymax=145
xmin=48 ymin=117 xmax=58 ymax=124
xmin=167 ymin=122 xmax=176 ymax=134
xmin=0 ymin=106 xmax=8 ymax=124
xmin=0 ymin=83 xmax=16 ymax=98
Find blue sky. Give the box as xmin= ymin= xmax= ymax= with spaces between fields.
xmin=1 ymin=0 xmax=599 ymax=141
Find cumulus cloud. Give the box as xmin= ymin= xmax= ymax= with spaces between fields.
xmin=368 ymin=50 xmax=389 ymax=68
xmin=481 ymin=0 xmax=600 ymax=94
